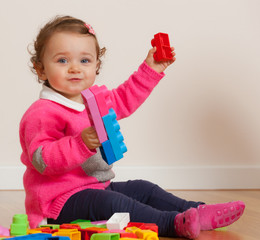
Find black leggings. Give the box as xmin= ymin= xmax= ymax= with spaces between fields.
xmin=48 ymin=180 xmax=203 ymax=237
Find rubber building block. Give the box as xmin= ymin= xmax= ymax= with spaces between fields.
xmin=80 ymin=228 xmax=108 ymax=240
xmin=8 ymin=233 xmax=53 ymax=240
xmin=46 ymin=237 xmax=71 ymax=240
xmin=102 ymin=109 xmax=127 ymax=160
xmin=0 ymin=225 xmax=10 ymax=236
xmin=71 ymin=220 xmax=91 ymax=224
xmin=91 ymin=220 xmax=107 ymax=226
xmin=125 ymin=223 xmax=158 ymax=234
xmin=102 ymin=230 xmax=125 ymax=234
xmin=39 ymin=225 xmax=60 ymax=230
xmin=39 ymin=229 xmax=59 ymax=234
xmin=151 ymin=33 xmax=173 ymax=62
xmin=10 ymin=214 xmax=29 ymax=236
xmin=90 ymin=233 xmax=120 ymax=240
xmin=81 ymin=89 xmax=108 ymax=143
xmin=71 ymin=219 xmax=106 ymax=229
xmin=27 ymin=228 xmax=56 ymax=234
xmin=53 ymin=229 xmax=81 ymax=240
xmin=106 ymin=213 xmax=130 ymax=230
xmin=100 ymin=140 xmax=117 ymax=165
xmin=60 ymin=224 xmax=81 ymax=230
xmin=134 ymin=229 xmax=158 ymax=240
xmin=119 ymin=232 xmax=137 ymax=238
xmin=89 ymin=85 xmax=113 ymax=117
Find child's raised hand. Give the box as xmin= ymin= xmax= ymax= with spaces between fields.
xmin=81 ymin=127 xmax=101 ymax=150
xmin=145 ymin=47 xmax=176 ymax=73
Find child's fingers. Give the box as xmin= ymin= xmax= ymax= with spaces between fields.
xmin=148 ymin=47 xmax=156 ymax=58
xmin=81 ymin=127 xmax=101 ymax=149
xmin=150 ymin=46 xmax=156 ymax=52
xmin=85 ymin=126 xmax=96 ymax=134
xmin=85 ymin=127 xmax=99 ymax=138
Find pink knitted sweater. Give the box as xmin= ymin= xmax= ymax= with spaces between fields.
xmin=19 ymin=62 xmax=164 ymax=228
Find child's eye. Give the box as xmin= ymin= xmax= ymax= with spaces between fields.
xmin=81 ymin=59 xmax=89 ymax=64
xmin=58 ymin=58 xmax=67 ymax=63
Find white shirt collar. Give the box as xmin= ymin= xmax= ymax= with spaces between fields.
xmin=39 ymin=85 xmax=85 ymax=112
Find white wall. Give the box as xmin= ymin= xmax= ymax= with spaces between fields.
xmin=0 ymin=0 xmax=259 ymax=189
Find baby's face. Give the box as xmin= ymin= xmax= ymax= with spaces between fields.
xmin=39 ymin=31 xmax=98 ymax=103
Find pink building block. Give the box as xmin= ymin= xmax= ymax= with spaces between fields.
xmin=0 ymin=225 xmax=10 ymax=236
xmin=81 ymin=89 xmax=108 ymax=143
xmin=103 ymin=230 xmax=126 ymax=233
xmin=89 ymin=85 xmax=113 ymax=117
xmin=91 ymin=220 xmax=107 ymax=225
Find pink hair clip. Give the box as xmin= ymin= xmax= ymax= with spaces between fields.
xmin=84 ymin=23 xmax=95 ymax=35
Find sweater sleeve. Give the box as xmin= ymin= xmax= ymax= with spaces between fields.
xmin=20 ymin=101 xmax=95 ymax=176
xmin=110 ymin=61 xmax=165 ymax=119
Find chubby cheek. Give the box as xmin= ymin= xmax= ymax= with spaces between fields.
xmin=85 ymin=69 xmax=97 ymax=83
xmin=48 ymin=68 xmax=65 ymax=82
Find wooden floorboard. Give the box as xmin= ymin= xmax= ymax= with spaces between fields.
xmin=0 ymin=190 xmax=259 ymax=240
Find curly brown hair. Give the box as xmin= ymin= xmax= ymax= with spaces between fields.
xmin=29 ymin=15 xmax=106 ymax=83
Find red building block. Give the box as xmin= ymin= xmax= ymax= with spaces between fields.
xmin=41 ymin=228 xmax=59 ymax=234
xmin=120 ymin=232 xmax=138 ymax=238
xmin=80 ymin=227 xmax=108 ymax=240
xmin=60 ymin=224 xmax=81 ymax=230
xmin=151 ymin=33 xmax=173 ymax=62
xmin=125 ymin=222 xmax=158 ymax=234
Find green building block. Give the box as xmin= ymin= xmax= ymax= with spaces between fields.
xmin=75 ymin=222 xmax=94 ymax=229
xmin=70 ymin=220 xmax=107 ymax=229
xmin=10 ymin=214 xmax=29 ymax=236
xmin=80 ymin=223 xmax=107 ymax=229
xmin=90 ymin=233 xmax=120 ymax=240
xmin=39 ymin=224 xmax=60 ymax=229
xmin=91 ymin=224 xmax=107 ymax=229
xmin=215 ymin=227 xmax=228 ymax=231
xmin=71 ymin=220 xmax=91 ymax=224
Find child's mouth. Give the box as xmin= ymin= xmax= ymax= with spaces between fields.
xmin=69 ymin=78 xmax=81 ymax=81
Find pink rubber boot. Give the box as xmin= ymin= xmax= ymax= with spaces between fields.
xmin=174 ymin=208 xmax=200 ymax=239
xmin=197 ymin=201 xmax=245 ymax=230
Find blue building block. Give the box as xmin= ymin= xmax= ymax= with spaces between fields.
xmin=46 ymin=237 xmax=71 ymax=240
xmin=100 ymin=140 xmax=117 ymax=165
xmin=8 ymin=233 xmax=53 ymax=240
xmin=102 ymin=109 xmax=127 ymax=160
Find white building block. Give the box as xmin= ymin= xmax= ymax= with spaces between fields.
xmin=106 ymin=212 xmax=130 ymax=230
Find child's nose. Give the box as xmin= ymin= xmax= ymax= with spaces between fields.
xmin=68 ymin=63 xmax=81 ymax=73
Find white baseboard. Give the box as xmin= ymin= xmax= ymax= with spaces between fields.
xmin=0 ymin=165 xmax=259 ymax=190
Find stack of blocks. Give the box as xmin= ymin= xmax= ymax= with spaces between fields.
xmin=81 ymin=85 xmax=127 ymax=165
xmin=10 ymin=215 xmax=29 ymax=236
xmin=1 ymin=213 xmax=159 ymax=240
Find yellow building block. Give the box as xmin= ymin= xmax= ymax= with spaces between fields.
xmin=53 ymin=229 xmax=81 ymax=240
xmin=120 ymin=238 xmax=139 ymax=240
xmin=125 ymin=227 xmax=140 ymax=234
xmin=27 ymin=229 xmax=42 ymax=234
xmin=27 ymin=228 xmax=47 ymax=234
xmin=135 ymin=229 xmax=158 ymax=240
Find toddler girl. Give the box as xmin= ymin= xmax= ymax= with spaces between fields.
xmin=20 ymin=15 xmax=245 ymax=239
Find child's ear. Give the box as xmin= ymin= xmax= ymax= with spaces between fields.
xmin=33 ymin=62 xmax=47 ymax=81
xmin=96 ymin=60 xmax=101 ymax=74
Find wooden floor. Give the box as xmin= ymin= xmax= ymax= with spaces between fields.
xmin=0 ymin=190 xmax=259 ymax=240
